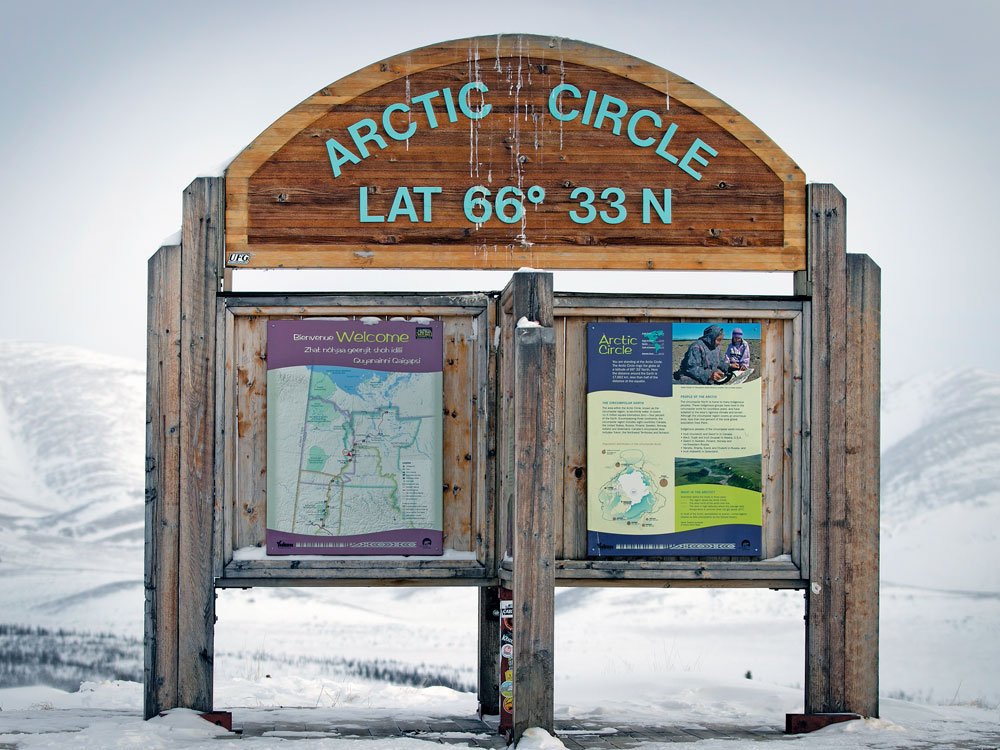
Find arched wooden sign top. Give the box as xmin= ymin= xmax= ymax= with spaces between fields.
xmin=225 ymin=35 xmax=805 ymax=272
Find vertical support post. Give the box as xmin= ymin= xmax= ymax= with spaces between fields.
xmin=478 ymin=586 xmax=501 ymax=716
xmin=803 ymin=183 xmax=849 ymax=715
xmin=844 ymin=254 xmax=880 ymax=716
xmin=799 ymin=184 xmax=879 ymax=719
xmin=145 ymin=245 xmax=182 ymax=719
xmin=509 ymin=271 xmax=556 ymax=742
xmin=178 ymin=176 xmax=224 ymax=711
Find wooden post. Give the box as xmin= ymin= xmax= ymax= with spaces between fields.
xmin=478 ymin=586 xmax=501 ymax=716
xmin=144 ymin=245 xmax=182 ymax=719
xmin=176 ymin=176 xmax=224 ymax=712
xmin=146 ymin=178 xmax=224 ymax=718
xmin=508 ymin=272 xmax=556 ymax=741
xmin=803 ymin=183 xmax=849 ymax=715
xmin=798 ymin=185 xmax=879 ymax=718
xmin=844 ymin=253 xmax=880 ymax=717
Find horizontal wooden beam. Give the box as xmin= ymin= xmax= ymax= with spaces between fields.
xmin=224 ymin=245 xmax=804 ymax=272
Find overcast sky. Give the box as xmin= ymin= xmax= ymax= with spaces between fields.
xmin=1 ymin=0 xmax=997 ymax=381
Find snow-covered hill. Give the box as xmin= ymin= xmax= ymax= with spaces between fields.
xmin=881 ymin=369 xmax=1000 ymax=592
xmin=0 ymin=340 xmax=145 ymax=541
xmin=0 ymin=341 xmax=145 ymax=633
xmin=0 ymin=340 xmax=997 ymax=706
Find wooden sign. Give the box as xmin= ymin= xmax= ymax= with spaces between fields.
xmin=226 ymin=34 xmax=805 ymax=272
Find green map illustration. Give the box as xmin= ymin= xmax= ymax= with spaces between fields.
xmin=597 ymin=450 xmax=669 ymax=527
xmin=266 ymin=365 xmax=442 ymax=537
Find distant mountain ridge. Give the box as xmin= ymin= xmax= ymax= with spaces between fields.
xmin=0 ymin=340 xmax=144 ymax=543
xmin=0 ymin=340 xmax=997 ymax=618
xmin=881 ymin=369 xmax=1000 ymax=527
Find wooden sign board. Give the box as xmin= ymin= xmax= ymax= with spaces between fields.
xmin=226 ymin=35 xmax=805 ymax=272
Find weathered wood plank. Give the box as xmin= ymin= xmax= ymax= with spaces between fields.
xmin=782 ymin=318 xmax=795 ymax=557
xmin=558 ymin=579 xmax=805 ymax=589
xmin=227 ymin=246 xmax=802 ymax=273
xmin=213 ymin=298 xmax=228 ymax=579
xmin=561 ymin=317 xmax=589 ymax=561
xmin=478 ymin=586 xmax=501 ymax=715
xmin=178 ymin=177 xmax=223 ymax=712
xmin=508 ymin=272 xmax=556 ymax=741
xmin=497 ymin=296 xmax=516 ymax=561
xmin=234 ymin=315 xmax=267 ymax=550
xmin=223 ymin=561 xmax=488 ymax=575
xmin=225 ymin=36 xmax=805 ymax=273
xmin=144 ymin=245 xmax=182 ymax=719
xmin=792 ymin=312 xmax=805 ymax=568
xmin=558 ymin=559 xmax=801 ymax=574
xmin=442 ymin=317 xmax=474 ymax=551
xmin=480 ymin=301 xmax=499 ymax=571
xmin=223 ymin=301 xmax=490 ymax=315
xmin=556 ymin=305 xmax=802 ymax=318
xmin=552 ymin=318 xmax=567 ymax=558
xmin=762 ymin=319 xmax=783 ymax=558
xmin=555 ymin=296 xmax=805 ymax=312
xmin=804 ymin=184 xmax=849 ymax=715
xmin=844 ymin=254 xmax=880 ymax=717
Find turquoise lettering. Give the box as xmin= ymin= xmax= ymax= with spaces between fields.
xmin=441 ymin=88 xmax=459 ymax=123
xmin=654 ymin=123 xmax=680 ymax=165
xmin=382 ymin=103 xmax=416 ymax=141
xmin=411 ymin=90 xmax=441 ymax=128
xmin=642 ymin=188 xmax=672 ymax=224
xmin=678 ymin=138 xmax=718 ymax=181
xmin=459 ymin=82 xmax=492 ymax=120
xmin=358 ymin=187 xmax=384 ymax=223
xmin=593 ymin=95 xmax=628 ymax=135
xmin=325 ymin=137 xmax=360 ymax=178
xmin=580 ymin=89 xmax=598 ymax=125
xmin=346 ymin=118 xmax=387 ymax=158
xmin=387 ymin=186 xmax=419 ymax=222
xmin=412 ymin=186 xmax=442 ymax=222
xmin=547 ymin=83 xmax=581 ymax=121
xmin=627 ymin=109 xmax=661 ymax=148
xmin=599 ymin=187 xmax=627 ymax=224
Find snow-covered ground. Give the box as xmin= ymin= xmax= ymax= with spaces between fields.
xmin=1 ymin=677 xmax=998 ymax=749
xmin=0 ymin=342 xmax=998 ymax=747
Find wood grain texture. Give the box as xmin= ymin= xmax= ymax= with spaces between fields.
xmin=561 ymin=317 xmax=589 ymax=560
xmin=220 ymin=557 xmax=490 ymax=584
xmin=480 ymin=299 xmax=499 ymax=571
xmin=804 ymin=184 xmax=849 ymax=715
xmin=221 ymin=299 xmax=494 ymax=578
xmin=507 ymin=272 xmax=557 ymax=740
xmin=762 ymin=318 xmax=784 ymax=558
xmin=178 ymin=177 xmax=224 ymax=712
xmin=844 ymin=254 xmax=880 ymax=717
xmin=213 ymin=299 xmax=229 ymax=580
xmin=225 ymin=35 xmax=804 ymax=272
xmin=442 ymin=316 xmax=475 ymax=551
xmin=144 ymin=245 xmax=182 ymax=719
xmin=791 ymin=313 xmax=805 ymax=568
xmin=477 ymin=586 xmax=501 ymax=715
xmin=233 ymin=315 xmax=267 ymax=551
xmin=553 ymin=302 xmax=804 ymax=571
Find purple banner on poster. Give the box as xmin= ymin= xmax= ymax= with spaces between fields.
xmin=265 ymin=318 xmax=444 ymax=556
xmin=267 ymin=319 xmax=443 ymax=372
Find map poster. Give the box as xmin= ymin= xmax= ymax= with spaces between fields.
xmin=265 ymin=318 xmax=444 ymax=556
xmin=586 ymin=322 xmax=762 ymax=557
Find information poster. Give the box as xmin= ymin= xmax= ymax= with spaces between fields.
xmin=587 ymin=322 xmax=762 ymax=556
xmin=265 ymin=319 xmax=443 ymax=555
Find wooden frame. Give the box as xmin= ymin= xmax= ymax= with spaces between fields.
xmin=495 ymin=294 xmax=808 ymax=589
xmin=145 ymin=33 xmax=879 ymax=743
xmin=213 ymin=294 xmax=498 ymax=588
xmin=224 ymin=35 xmax=805 ymax=273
